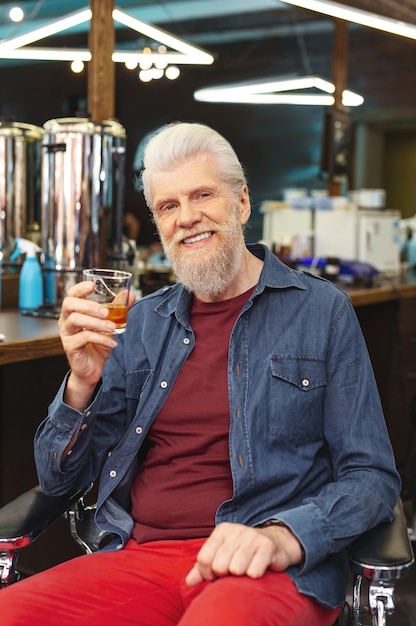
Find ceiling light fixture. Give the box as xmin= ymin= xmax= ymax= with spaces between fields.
xmin=112 ymin=51 xmax=210 ymax=65
xmin=0 ymin=8 xmax=92 ymax=51
xmin=71 ymin=59 xmax=84 ymax=74
xmin=165 ymin=65 xmax=180 ymax=80
xmin=136 ymin=62 xmax=181 ymax=83
xmin=194 ymin=75 xmax=364 ymax=107
xmin=9 ymin=7 xmax=24 ymax=23
xmin=0 ymin=47 xmax=91 ymax=61
xmin=112 ymin=9 xmax=213 ymax=65
xmin=0 ymin=7 xmax=214 ymax=66
xmin=280 ymin=0 xmax=416 ymax=40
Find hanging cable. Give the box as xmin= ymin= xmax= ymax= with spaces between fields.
xmin=290 ymin=12 xmax=314 ymax=76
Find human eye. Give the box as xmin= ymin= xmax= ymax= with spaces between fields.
xmin=156 ymin=202 xmax=176 ymax=215
xmin=196 ymin=190 xmax=213 ymax=200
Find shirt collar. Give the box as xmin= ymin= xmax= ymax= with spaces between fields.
xmin=248 ymin=243 xmax=307 ymax=292
xmin=154 ymin=242 xmax=307 ymax=321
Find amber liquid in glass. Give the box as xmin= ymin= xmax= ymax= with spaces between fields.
xmin=106 ymin=304 xmax=128 ymax=331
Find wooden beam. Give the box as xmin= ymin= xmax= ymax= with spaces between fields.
xmin=87 ymin=0 xmax=115 ymax=121
xmin=331 ymin=19 xmax=348 ymax=110
xmin=328 ymin=18 xmax=349 ymax=195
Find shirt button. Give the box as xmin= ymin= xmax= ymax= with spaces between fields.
xmin=183 ymin=337 xmax=190 ymax=345
xmin=136 ymin=426 xmax=143 ymax=435
xmin=302 ymin=378 xmax=310 ymax=388
xmin=85 ymin=411 xmax=91 ymax=417
xmin=160 ymin=381 xmax=168 ymax=389
xmin=109 ymin=470 xmax=117 ymax=477
xmin=80 ymin=423 xmax=87 ymax=431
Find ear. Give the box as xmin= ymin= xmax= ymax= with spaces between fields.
xmin=239 ymin=185 xmax=251 ymax=225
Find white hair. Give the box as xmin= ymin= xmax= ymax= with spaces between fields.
xmin=141 ymin=122 xmax=247 ymax=211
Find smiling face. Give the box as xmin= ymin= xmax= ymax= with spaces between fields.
xmin=150 ymin=152 xmax=251 ymax=300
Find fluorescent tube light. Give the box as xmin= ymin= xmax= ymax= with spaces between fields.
xmin=0 ymin=47 xmax=92 ymax=61
xmin=112 ymin=9 xmax=214 ymax=65
xmin=112 ymin=51 xmax=210 ymax=65
xmin=0 ymin=8 xmax=92 ymax=51
xmin=0 ymin=47 xmax=209 ymax=64
xmin=194 ymin=75 xmax=364 ymax=106
xmin=280 ymin=0 xmax=416 ymax=40
xmin=197 ymin=92 xmax=336 ymax=105
xmin=0 ymin=6 xmax=214 ymax=66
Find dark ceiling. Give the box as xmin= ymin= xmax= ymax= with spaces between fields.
xmin=0 ymin=1 xmax=415 ymax=42
xmin=0 ymin=1 xmax=415 ymax=73
xmin=1 ymin=1 xmax=416 ymax=234
xmin=0 ymin=1 xmax=415 ymax=112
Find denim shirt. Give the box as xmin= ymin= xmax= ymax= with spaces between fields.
xmin=34 ymin=243 xmax=400 ymax=609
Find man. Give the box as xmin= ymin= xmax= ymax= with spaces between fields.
xmin=1 ymin=122 xmax=400 ymax=625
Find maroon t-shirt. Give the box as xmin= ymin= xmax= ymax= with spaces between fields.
xmin=130 ymin=288 xmax=253 ymax=543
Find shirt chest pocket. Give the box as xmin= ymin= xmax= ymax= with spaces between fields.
xmin=269 ymin=356 xmax=327 ymax=445
xmin=125 ymin=369 xmax=153 ymax=400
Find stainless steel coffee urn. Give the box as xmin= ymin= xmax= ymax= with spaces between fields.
xmin=0 ymin=120 xmax=43 ymax=264
xmin=41 ymin=117 xmax=127 ymax=305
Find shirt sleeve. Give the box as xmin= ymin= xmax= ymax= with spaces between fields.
xmin=33 ymin=372 xmax=103 ymax=495
xmin=271 ymin=297 xmax=401 ymax=573
xmin=34 ymin=340 xmax=130 ymax=497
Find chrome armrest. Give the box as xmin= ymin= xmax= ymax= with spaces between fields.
xmin=349 ymin=499 xmax=414 ymax=581
xmin=348 ymin=499 xmax=415 ymax=626
xmin=0 ymin=484 xmax=90 ymax=587
xmin=66 ymin=497 xmax=110 ymax=554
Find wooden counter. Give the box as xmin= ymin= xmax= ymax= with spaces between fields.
xmin=0 ymin=310 xmax=70 ymax=573
xmin=1 ymin=269 xmax=416 ymax=366
xmin=0 ymin=310 xmax=63 ymax=365
xmin=346 ymin=270 xmax=416 ymax=307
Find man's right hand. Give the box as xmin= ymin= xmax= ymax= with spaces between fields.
xmin=58 ymin=281 xmax=120 ymax=411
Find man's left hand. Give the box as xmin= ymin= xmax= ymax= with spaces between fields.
xmin=186 ymin=521 xmax=304 ymax=586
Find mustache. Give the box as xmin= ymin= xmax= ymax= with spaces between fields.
xmin=165 ymin=225 xmax=218 ymax=246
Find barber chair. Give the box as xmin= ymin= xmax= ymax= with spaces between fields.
xmin=0 ymin=487 xmax=414 ymax=626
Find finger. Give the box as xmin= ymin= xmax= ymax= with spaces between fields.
xmin=195 ymin=525 xmax=277 ymax=581
xmin=127 ymin=290 xmax=136 ymax=307
xmin=60 ymin=304 xmax=99 ymax=331
xmin=213 ymin=532 xmax=268 ymax=578
xmin=113 ymin=289 xmax=136 ymax=308
xmin=207 ymin=523 xmax=252 ymax=567
xmin=62 ymin=327 xmax=118 ymax=352
xmin=65 ymin=280 xmax=95 ymax=299
xmin=243 ymin=541 xmax=276 ymax=579
xmin=60 ymin=313 xmax=116 ymax=340
xmin=192 ymin=523 xmax=252 ymax=581
xmin=185 ymin=563 xmax=213 ymax=587
xmin=61 ymin=293 xmax=108 ymax=318
xmin=192 ymin=528 xmax=228 ymax=580
xmin=59 ymin=292 xmax=113 ymax=329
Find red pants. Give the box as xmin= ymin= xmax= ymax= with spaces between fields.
xmin=0 ymin=538 xmax=340 ymax=625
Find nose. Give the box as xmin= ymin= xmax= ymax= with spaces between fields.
xmin=176 ymin=201 xmax=201 ymax=228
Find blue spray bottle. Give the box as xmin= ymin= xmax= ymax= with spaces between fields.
xmin=13 ymin=238 xmax=44 ymax=310
xmin=406 ymin=228 xmax=416 ymax=268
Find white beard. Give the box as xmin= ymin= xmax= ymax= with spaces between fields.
xmin=159 ymin=208 xmax=245 ymax=299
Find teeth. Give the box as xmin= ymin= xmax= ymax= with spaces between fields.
xmin=183 ymin=232 xmax=211 ymax=244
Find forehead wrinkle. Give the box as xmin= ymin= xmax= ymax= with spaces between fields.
xmin=151 ymin=168 xmax=222 ymax=210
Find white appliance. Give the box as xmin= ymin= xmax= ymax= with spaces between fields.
xmin=260 ymin=201 xmax=313 ymax=252
xmin=314 ymin=209 xmax=401 ymax=274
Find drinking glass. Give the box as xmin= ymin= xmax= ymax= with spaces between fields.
xmin=83 ymin=268 xmax=132 ymax=334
